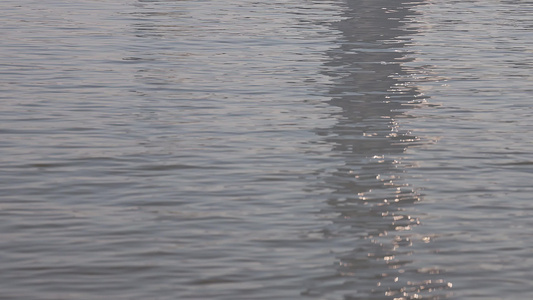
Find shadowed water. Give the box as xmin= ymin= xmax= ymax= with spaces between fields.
xmin=305 ymin=0 xmax=452 ymax=298
xmin=1 ymin=0 xmax=533 ymax=299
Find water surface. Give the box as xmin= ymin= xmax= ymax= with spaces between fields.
xmin=1 ymin=0 xmax=532 ymax=299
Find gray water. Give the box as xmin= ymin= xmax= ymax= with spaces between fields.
xmin=1 ymin=0 xmax=532 ymax=299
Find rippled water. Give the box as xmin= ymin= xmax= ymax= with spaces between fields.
xmin=1 ymin=0 xmax=532 ymax=299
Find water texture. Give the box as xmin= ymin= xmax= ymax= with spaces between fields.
xmin=0 ymin=0 xmax=532 ymax=299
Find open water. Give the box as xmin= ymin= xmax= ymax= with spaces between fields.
xmin=1 ymin=0 xmax=532 ymax=299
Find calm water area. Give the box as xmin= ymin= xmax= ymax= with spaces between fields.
xmin=1 ymin=0 xmax=532 ymax=299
